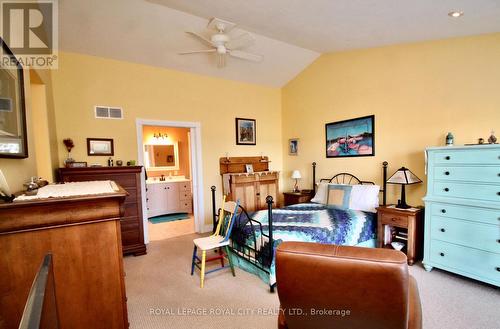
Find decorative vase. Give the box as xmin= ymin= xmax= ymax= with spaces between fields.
xmin=488 ymin=131 xmax=497 ymax=144
xmin=64 ymin=152 xmax=75 ymax=167
xmin=445 ymin=132 xmax=454 ymax=146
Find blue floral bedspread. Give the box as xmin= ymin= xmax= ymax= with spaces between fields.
xmin=230 ymin=203 xmax=377 ymax=285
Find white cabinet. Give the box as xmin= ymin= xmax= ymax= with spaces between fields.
xmin=146 ymin=181 xmax=192 ymax=217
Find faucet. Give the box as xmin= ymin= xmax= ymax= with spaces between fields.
xmin=160 ymin=174 xmax=165 ymax=181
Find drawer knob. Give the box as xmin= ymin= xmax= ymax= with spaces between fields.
xmin=497 ymin=239 xmax=500 ymax=244
xmin=391 ymin=218 xmax=397 ymax=222
xmin=441 ymin=209 xmax=447 ymax=213
xmin=445 ymin=156 xmax=451 ymax=160
xmin=496 ymin=267 xmax=500 ymax=272
xmin=440 ymin=252 xmax=445 ymax=257
xmin=497 ymin=192 xmax=500 ymax=196
xmin=440 ymin=228 xmax=446 ymax=232
xmin=444 ymin=171 xmax=450 ymax=176
xmin=444 ymin=188 xmax=450 ymax=192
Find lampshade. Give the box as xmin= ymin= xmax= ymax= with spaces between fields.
xmin=291 ymin=170 xmax=301 ymax=179
xmin=387 ymin=167 xmax=422 ymax=185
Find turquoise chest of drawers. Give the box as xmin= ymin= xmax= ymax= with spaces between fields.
xmin=423 ymin=145 xmax=500 ymax=286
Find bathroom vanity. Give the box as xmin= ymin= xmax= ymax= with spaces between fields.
xmin=146 ymin=178 xmax=192 ymax=217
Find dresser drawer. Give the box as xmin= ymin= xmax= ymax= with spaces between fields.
xmin=380 ymin=213 xmax=408 ymax=227
xmin=178 ymin=182 xmax=191 ymax=192
xmin=432 ymin=166 xmax=500 ymax=184
xmin=179 ymin=200 xmax=192 ymax=212
xmin=433 ymin=181 xmax=500 ymax=202
xmin=430 ymin=203 xmax=499 ymax=225
xmin=429 ymin=240 xmax=500 ymax=284
xmin=432 ymin=149 xmax=500 ymax=165
xmin=179 ymin=191 xmax=192 ymax=201
xmin=430 ymin=216 xmax=500 ymax=253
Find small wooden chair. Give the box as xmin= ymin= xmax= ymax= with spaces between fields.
xmin=190 ymin=198 xmax=239 ymax=288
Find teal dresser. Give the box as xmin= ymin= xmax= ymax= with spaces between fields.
xmin=423 ymin=145 xmax=500 ymax=286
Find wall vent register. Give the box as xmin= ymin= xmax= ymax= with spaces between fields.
xmin=94 ymin=106 xmax=123 ymax=119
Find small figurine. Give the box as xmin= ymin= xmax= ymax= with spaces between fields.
xmin=445 ymin=132 xmax=454 ymax=146
xmin=488 ymin=131 xmax=497 ymax=144
xmin=478 ymin=138 xmax=485 ymax=144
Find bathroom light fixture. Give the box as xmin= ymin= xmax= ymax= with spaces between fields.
xmin=448 ymin=11 xmax=464 ymax=18
xmin=154 ymin=132 xmax=168 ymax=139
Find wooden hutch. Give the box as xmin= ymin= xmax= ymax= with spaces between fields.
xmin=220 ymin=156 xmax=279 ymax=212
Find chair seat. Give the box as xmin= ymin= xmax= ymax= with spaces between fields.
xmin=193 ymin=235 xmax=230 ymax=250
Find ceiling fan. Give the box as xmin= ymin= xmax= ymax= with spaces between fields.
xmin=179 ymin=17 xmax=263 ymax=68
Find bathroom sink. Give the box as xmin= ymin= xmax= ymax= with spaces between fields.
xmin=146 ymin=176 xmax=188 ymax=184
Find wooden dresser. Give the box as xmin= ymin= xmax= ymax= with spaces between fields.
xmin=220 ymin=156 xmax=279 ymax=212
xmin=58 ymin=166 xmax=146 ymax=256
xmin=423 ymin=145 xmax=500 ymax=286
xmin=0 ymin=189 xmax=129 ymax=329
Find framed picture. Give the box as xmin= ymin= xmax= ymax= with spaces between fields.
xmin=325 ymin=115 xmax=375 ymax=158
xmin=87 ymin=138 xmax=114 ymax=156
xmin=67 ymin=161 xmax=88 ymax=168
xmin=0 ymin=37 xmax=28 ymax=158
xmin=235 ymin=118 xmax=256 ymax=145
xmin=245 ymin=164 xmax=254 ymax=173
xmin=289 ymin=138 xmax=299 ymax=156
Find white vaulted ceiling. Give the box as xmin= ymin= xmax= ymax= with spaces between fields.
xmin=59 ymin=0 xmax=500 ymax=87
xmin=59 ymin=0 xmax=319 ymax=87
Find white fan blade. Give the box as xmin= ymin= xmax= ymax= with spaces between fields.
xmin=179 ymin=49 xmax=216 ymax=55
xmin=185 ymin=31 xmax=215 ymax=47
xmin=229 ymin=50 xmax=263 ymax=62
xmin=226 ymin=32 xmax=255 ymax=50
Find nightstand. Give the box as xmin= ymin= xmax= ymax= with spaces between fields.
xmin=377 ymin=205 xmax=424 ymax=265
xmin=283 ymin=190 xmax=314 ymax=206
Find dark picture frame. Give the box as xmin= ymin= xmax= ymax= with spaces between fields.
xmin=235 ymin=118 xmax=256 ymax=145
xmin=0 ymin=37 xmax=28 ymax=158
xmin=87 ymin=138 xmax=114 ymax=156
xmin=325 ymin=115 xmax=375 ymax=158
xmin=289 ymin=138 xmax=298 ymax=156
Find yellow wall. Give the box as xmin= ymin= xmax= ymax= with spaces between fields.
xmin=142 ymin=126 xmax=190 ymax=179
xmin=51 ymin=52 xmax=283 ymax=226
xmin=282 ymin=33 xmax=500 ymax=206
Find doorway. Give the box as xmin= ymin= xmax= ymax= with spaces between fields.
xmin=136 ymin=119 xmax=204 ymax=243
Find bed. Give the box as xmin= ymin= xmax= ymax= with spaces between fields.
xmin=210 ymin=161 xmax=388 ymax=292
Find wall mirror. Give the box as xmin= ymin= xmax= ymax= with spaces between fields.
xmin=144 ymin=142 xmax=179 ymax=171
xmin=0 ymin=38 xmax=28 ymax=158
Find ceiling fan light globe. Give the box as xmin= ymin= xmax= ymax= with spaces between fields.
xmin=216 ymin=46 xmax=227 ymax=54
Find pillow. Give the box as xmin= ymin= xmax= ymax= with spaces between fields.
xmin=326 ymin=184 xmax=353 ymax=209
xmin=310 ymin=182 xmax=328 ymax=204
xmin=349 ymin=185 xmax=380 ymax=213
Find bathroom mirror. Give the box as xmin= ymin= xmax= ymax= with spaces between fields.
xmin=144 ymin=142 xmax=179 ymax=171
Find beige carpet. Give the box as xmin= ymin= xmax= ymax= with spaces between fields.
xmin=124 ymin=234 xmax=500 ymax=329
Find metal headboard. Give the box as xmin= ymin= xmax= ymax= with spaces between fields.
xmin=312 ymin=161 xmax=388 ymax=206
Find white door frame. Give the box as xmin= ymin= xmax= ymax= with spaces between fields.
xmin=136 ymin=119 xmax=204 ymax=243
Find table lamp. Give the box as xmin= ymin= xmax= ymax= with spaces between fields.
xmin=387 ymin=167 xmax=422 ymax=209
xmin=291 ymin=170 xmax=301 ymax=192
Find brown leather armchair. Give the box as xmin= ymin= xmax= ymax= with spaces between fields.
xmin=276 ymin=242 xmax=422 ymax=329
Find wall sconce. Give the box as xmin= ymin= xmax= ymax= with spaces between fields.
xmin=153 ymin=132 xmax=168 ymax=139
